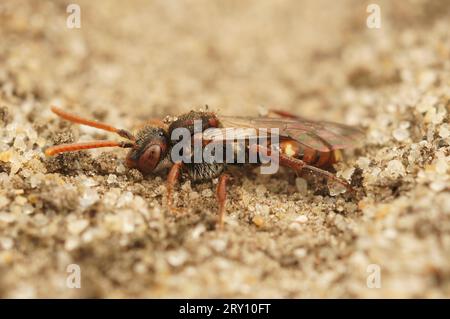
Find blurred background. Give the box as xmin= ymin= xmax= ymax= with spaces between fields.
xmin=0 ymin=0 xmax=449 ymax=298
xmin=1 ymin=0 xmax=447 ymax=121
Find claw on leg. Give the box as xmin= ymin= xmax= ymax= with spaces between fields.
xmin=216 ymin=174 xmax=230 ymax=230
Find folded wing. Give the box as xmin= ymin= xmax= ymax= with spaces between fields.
xmin=202 ymin=115 xmax=364 ymax=153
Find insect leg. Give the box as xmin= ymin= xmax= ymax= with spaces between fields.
xmin=267 ymin=109 xmax=300 ymax=119
xmin=252 ymin=144 xmax=354 ymax=194
xmin=216 ymin=173 xmax=230 ymax=230
xmin=166 ymin=162 xmax=183 ymax=213
xmin=281 ymin=156 xmax=354 ymax=193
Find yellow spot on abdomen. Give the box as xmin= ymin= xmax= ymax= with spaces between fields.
xmin=333 ymin=150 xmax=343 ymax=162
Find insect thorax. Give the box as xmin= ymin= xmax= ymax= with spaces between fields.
xmin=182 ymin=162 xmax=225 ymax=182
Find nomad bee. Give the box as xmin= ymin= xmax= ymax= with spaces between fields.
xmin=45 ymin=106 xmax=364 ymax=228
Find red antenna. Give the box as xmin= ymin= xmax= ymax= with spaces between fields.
xmin=45 ymin=106 xmax=135 ymax=156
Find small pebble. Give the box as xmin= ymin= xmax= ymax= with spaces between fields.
xmin=393 ymin=128 xmax=410 ymax=142
xmin=201 ymin=189 xmax=213 ymax=198
xmin=430 ymin=181 xmax=447 ymax=192
xmin=255 ymin=204 xmax=270 ymax=216
xmin=385 ymin=160 xmax=406 ymax=177
xmin=167 ymin=250 xmax=189 ymax=267
xmin=107 ymin=174 xmax=118 ymax=185
xmin=189 ymin=191 xmax=200 ymax=200
xmin=294 ymin=215 xmax=308 ymax=224
xmin=0 ymin=237 xmax=14 ymax=250
xmin=252 ymin=216 xmax=265 ymax=227
xmin=293 ymin=248 xmax=307 ymax=258
xmin=357 ymin=157 xmax=371 ymax=170
xmin=438 ymin=124 xmax=449 ymax=139
xmin=0 ymin=196 xmax=10 ymax=209
xmin=67 ymin=219 xmax=89 ymax=235
xmin=295 ymin=177 xmax=308 ymax=194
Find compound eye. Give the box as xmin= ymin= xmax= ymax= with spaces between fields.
xmin=138 ymin=144 xmax=161 ymax=173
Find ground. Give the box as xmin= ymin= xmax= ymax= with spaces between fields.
xmin=0 ymin=0 xmax=449 ymax=298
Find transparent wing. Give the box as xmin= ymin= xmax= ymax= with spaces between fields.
xmin=203 ymin=115 xmax=364 ymax=152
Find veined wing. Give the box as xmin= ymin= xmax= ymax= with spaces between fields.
xmin=202 ymin=115 xmax=364 ymax=152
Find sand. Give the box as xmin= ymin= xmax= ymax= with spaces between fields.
xmin=0 ymin=0 xmax=449 ymax=298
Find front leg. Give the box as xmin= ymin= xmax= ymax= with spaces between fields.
xmin=166 ymin=162 xmax=183 ymax=213
xmin=216 ymin=173 xmax=230 ymax=229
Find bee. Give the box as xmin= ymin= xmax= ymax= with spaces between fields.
xmin=45 ymin=106 xmax=364 ymax=229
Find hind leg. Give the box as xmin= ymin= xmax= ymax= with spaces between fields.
xmin=251 ymin=144 xmax=354 ymax=194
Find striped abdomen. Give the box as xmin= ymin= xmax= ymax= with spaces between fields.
xmin=279 ymin=139 xmax=341 ymax=168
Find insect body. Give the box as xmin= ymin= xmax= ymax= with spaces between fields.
xmin=45 ymin=106 xmax=364 ymax=228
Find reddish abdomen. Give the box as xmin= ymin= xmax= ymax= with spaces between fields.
xmin=280 ymin=140 xmax=339 ymax=168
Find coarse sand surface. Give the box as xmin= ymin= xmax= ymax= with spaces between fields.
xmin=0 ymin=0 xmax=449 ymax=297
